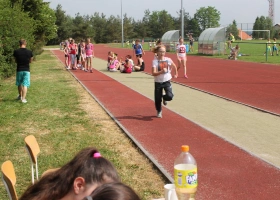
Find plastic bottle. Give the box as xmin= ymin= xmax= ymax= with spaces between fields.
xmin=174 ymin=145 xmax=197 ymax=200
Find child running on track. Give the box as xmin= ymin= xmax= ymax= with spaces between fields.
xmin=176 ymin=38 xmax=188 ymax=78
xmin=152 ymin=45 xmax=178 ymax=118
xmin=85 ymin=38 xmax=94 ymax=73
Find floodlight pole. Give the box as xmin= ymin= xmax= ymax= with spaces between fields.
xmin=181 ymin=0 xmax=184 ymax=41
xmin=121 ymin=0 xmax=124 ymax=47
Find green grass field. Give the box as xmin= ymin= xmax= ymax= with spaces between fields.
xmin=110 ymin=40 xmax=280 ymax=64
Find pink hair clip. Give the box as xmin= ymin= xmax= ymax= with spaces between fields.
xmin=93 ymin=152 xmax=102 ymax=158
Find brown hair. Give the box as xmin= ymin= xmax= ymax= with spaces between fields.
xmin=125 ymin=55 xmax=132 ymax=59
xmin=156 ymin=39 xmax=162 ymax=45
xmin=85 ymin=182 xmax=141 ymax=200
xmin=152 ymin=45 xmax=165 ymax=53
xmin=19 ymin=39 xmax=27 ymax=46
xmin=19 ymin=147 xmax=120 ymax=200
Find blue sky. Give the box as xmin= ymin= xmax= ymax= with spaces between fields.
xmin=48 ymin=0 xmax=280 ymax=28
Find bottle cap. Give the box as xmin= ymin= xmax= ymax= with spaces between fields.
xmin=181 ymin=145 xmax=189 ymax=152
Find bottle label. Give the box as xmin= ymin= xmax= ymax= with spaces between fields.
xmin=174 ymin=167 xmax=198 ymax=189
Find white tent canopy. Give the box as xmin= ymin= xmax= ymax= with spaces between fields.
xmin=161 ymin=30 xmax=180 ymax=51
xmin=161 ymin=30 xmax=180 ymax=43
xmin=198 ymin=27 xmax=226 ymax=55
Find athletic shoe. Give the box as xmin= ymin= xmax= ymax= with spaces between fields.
xmin=163 ymin=100 xmax=167 ymax=106
xmin=17 ymin=95 xmax=21 ymax=100
xmin=22 ymin=99 xmax=27 ymax=103
xmin=184 ymin=74 xmax=188 ymax=79
xmin=85 ymin=69 xmax=88 ymax=72
xmin=157 ymin=111 xmax=162 ymax=118
xmin=90 ymin=69 xmax=93 ymax=73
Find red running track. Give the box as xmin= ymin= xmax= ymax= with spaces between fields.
xmin=94 ymin=44 xmax=280 ymax=115
xmin=53 ymin=50 xmax=280 ymax=200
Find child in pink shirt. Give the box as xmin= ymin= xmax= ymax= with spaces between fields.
xmin=85 ymin=38 xmax=94 ymax=73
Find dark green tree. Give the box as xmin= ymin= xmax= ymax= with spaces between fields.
xmin=0 ymin=0 xmax=35 ymax=79
xmin=105 ymin=15 xmax=121 ymax=42
xmin=123 ymin=14 xmax=135 ymax=41
xmin=227 ymin=20 xmax=239 ymax=40
xmin=252 ymin=17 xmax=261 ymax=39
xmin=21 ymin=0 xmax=57 ymax=45
xmin=48 ymin=4 xmax=72 ymax=45
xmin=194 ymin=6 xmax=221 ymax=30
xmin=91 ymin=13 xmax=107 ymax=43
xmin=187 ymin=18 xmax=201 ymax=38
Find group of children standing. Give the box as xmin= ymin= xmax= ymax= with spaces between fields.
xmin=63 ymin=38 xmax=94 ymax=72
xmin=264 ymin=38 xmax=279 ymax=56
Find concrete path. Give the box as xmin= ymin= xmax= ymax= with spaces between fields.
xmin=92 ymin=57 xmax=280 ymax=169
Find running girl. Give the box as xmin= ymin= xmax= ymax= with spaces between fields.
xmin=152 ymin=45 xmax=178 ymax=118
xmin=176 ymin=38 xmax=188 ymax=78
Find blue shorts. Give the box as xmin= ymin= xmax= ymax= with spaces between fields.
xmin=273 ymin=46 xmax=278 ymax=51
xmin=16 ymin=71 xmax=30 ymax=87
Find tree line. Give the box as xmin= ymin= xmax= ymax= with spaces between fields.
xmin=48 ymin=5 xmax=223 ymax=44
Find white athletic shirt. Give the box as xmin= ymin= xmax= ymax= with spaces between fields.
xmin=177 ymin=44 xmax=186 ymax=57
xmin=152 ymin=57 xmax=172 ymax=82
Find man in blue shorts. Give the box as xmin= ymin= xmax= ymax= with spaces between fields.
xmin=132 ymin=39 xmax=145 ymax=58
xmin=13 ymin=39 xmax=33 ymax=103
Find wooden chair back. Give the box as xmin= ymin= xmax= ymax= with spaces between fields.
xmin=24 ymin=135 xmax=40 ymax=183
xmin=1 ymin=160 xmax=18 ymax=200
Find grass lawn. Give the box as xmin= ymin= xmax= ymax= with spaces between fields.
xmin=0 ymin=50 xmax=166 ymax=199
xmin=110 ymin=40 xmax=280 ymax=65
